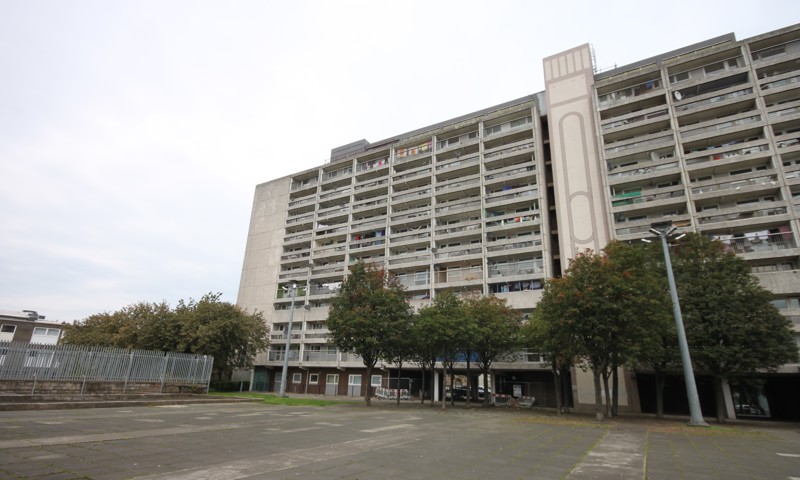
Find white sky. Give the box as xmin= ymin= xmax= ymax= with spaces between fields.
xmin=1 ymin=1 xmax=798 ymax=323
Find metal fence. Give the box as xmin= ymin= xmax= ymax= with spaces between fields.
xmin=0 ymin=342 xmax=214 ymax=393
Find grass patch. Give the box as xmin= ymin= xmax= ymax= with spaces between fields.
xmin=209 ymin=392 xmax=355 ymax=407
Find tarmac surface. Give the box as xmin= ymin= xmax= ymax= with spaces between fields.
xmin=1 ymin=397 xmax=799 ymax=480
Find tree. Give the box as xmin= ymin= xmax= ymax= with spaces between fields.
xmin=522 ymin=310 xmax=580 ymax=413
xmin=536 ymin=245 xmax=665 ymax=421
xmin=465 ymin=295 xmax=522 ymax=406
xmin=327 ymin=261 xmax=412 ymax=406
xmin=173 ymin=293 xmax=269 ymax=381
xmin=64 ymin=301 xmax=175 ymax=349
xmin=670 ymin=234 xmax=799 ymax=422
xmin=414 ymin=291 xmax=467 ymax=409
xmin=64 ymin=294 xmax=269 ymax=382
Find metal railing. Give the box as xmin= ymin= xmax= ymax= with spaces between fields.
xmin=0 ymin=342 xmax=214 ymax=391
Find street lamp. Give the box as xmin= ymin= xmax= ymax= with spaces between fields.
xmin=279 ymin=282 xmax=298 ymax=397
xmin=646 ymin=221 xmax=708 ymax=426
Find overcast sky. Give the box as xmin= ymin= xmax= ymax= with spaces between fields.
xmin=1 ymin=1 xmax=798 ymax=323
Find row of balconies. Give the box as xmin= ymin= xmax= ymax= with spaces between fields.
xmin=290 ymin=116 xmax=535 ymax=195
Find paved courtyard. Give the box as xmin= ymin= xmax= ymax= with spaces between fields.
xmin=0 ymin=401 xmax=799 ymax=479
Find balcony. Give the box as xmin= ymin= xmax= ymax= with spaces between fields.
xmin=356 ymin=156 xmax=389 ymax=173
xmin=483 ymin=141 xmax=535 ymax=161
xmin=691 ymin=174 xmax=779 ymax=196
xmin=697 ymin=205 xmax=788 ymax=227
xmin=354 ymin=177 xmax=389 ymax=194
xmin=751 ymin=38 xmax=800 ymax=63
xmin=487 ymin=260 xmax=544 ymax=279
xmin=485 ymin=186 xmax=539 ymax=205
xmin=604 ymin=133 xmax=673 ymax=157
xmin=608 ymin=161 xmax=680 ymax=183
xmin=268 ymin=350 xmax=300 ymax=362
xmin=318 ymin=186 xmax=352 ymax=201
xmin=680 ymin=114 xmax=762 ymax=140
xmin=288 ymin=193 xmax=317 ymax=209
xmin=611 ymin=186 xmax=686 ymax=209
xmin=712 ymin=231 xmax=797 ymax=254
xmin=597 ymin=78 xmax=662 ymax=108
xmin=674 ymin=87 xmax=754 ymax=114
xmin=484 ymin=164 xmax=536 ymax=184
xmin=435 ymin=176 xmax=480 ymax=194
xmin=602 ymin=108 xmax=669 ymax=131
xmin=290 ymin=178 xmax=317 ymax=192
xmin=483 ymin=117 xmax=532 ymax=140
xmin=486 ymin=238 xmax=542 ymax=254
xmin=434 ymin=265 xmax=483 ymax=284
xmin=434 ymin=222 xmax=481 ymax=237
xmin=434 ymin=198 xmax=481 ymax=215
xmin=434 ymin=246 xmax=482 ymax=260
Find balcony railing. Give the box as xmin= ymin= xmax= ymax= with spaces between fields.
xmin=303 ymin=351 xmax=338 ymax=362
xmin=608 ymin=161 xmax=679 ymax=181
xmin=435 ymin=155 xmax=478 ymax=172
xmin=698 ymin=206 xmax=788 ymax=225
xmin=712 ymin=231 xmax=796 ymax=253
xmin=485 ymin=187 xmax=538 ymax=204
xmin=486 ymin=239 xmax=540 ymax=253
xmin=685 ymin=143 xmax=769 ymax=166
xmin=483 ymin=142 xmax=534 ymax=161
xmin=394 ymin=167 xmax=432 ymax=182
xmin=318 ymin=186 xmax=352 ymax=201
xmin=692 ymin=175 xmax=778 ymax=195
xmin=268 ymin=351 xmax=300 ymax=362
xmin=487 ymin=261 xmax=544 ymax=278
xmin=291 ymin=179 xmax=317 ymax=191
xmin=681 ymin=115 xmax=761 ymax=139
xmin=354 ymin=178 xmax=389 ymax=192
xmin=484 ymin=165 xmax=535 ymax=182
xmin=611 ymin=188 xmax=685 ymax=207
xmin=675 ymin=88 xmax=753 ymax=113
xmin=434 ymin=222 xmax=481 ymax=236
xmin=434 ymin=246 xmax=482 ymax=260
xmin=603 ymin=109 xmax=669 ymax=131
xmin=435 ymin=198 xmax=481 ymax=214
xmin=597 ymin=78 xmax=662 ymax=107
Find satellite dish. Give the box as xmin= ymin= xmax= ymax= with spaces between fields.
xmin=674 ymin=91 xmax=683 ymax=101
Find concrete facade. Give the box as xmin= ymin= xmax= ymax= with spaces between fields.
xmin=238 ymin=23 xmax=800 ymax=414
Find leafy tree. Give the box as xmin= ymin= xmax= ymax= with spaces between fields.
xmin=670 ymin=234 xmax=799 ymax=422
xmin=173 ymin=293 xmax=269 ymax=381
xmin=64 ymin=294 xmax=269 ymax=382
xmin=414 ymin=291 xmax=468 ymax=409
xmin=465 ymin=295 xmax=522 ymax=406
xmin=537 ymin=245 xmax=665 ymax=420
xmin=327 ymin=261 xmax=412 ymax=406
xmin=382 ymin=306 xmax=414 ymax=405
xmin=64 ymin=301 xmax=174 ymax=349
xmin=522 ymin=310 xmax=580 ymax=413
xmin=412 ymin=297 xmax=452 ymax=406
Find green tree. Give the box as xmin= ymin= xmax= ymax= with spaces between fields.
xmin=327 ymin=261 xmax=412 ymax=406
xmin=414 ymin=291 xmax=468 ymax=409
xmin=671 ymin=234 xmax=799 ymax=422
xmin=537 ymin=245 xmax=665 ymax=420
xmin=174 ymin=293 xmax=269 ymax=381
xmin=465 ymin=295 xmax=522 ymax=406
xmin=522 ymin=310 xmax=580 ymax=413
xmin=63 ymin=294 xmax=269 ymax=382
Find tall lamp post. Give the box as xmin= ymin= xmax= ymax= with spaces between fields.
xmin=646 ymin=222 xmax=708 ymax=426
xmin=279 ymin=282 xmax=297 ymax=397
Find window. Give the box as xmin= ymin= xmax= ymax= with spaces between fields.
xmin=292 ymin=373 xmax=302 ymax=384
xmin=1 ymin=325 xmax=15 ymax=333
xmin=371 ymin=375 xmax=382 ymax=387
xmin=309 ymin=373 xmax=319 ymax=384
